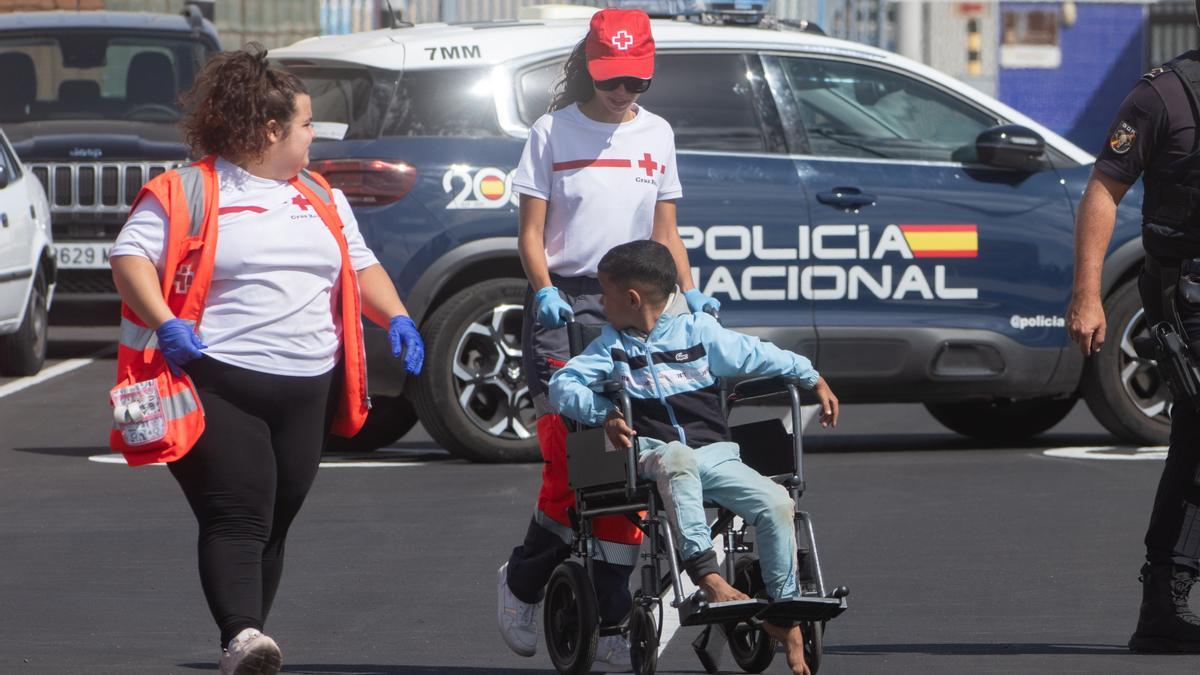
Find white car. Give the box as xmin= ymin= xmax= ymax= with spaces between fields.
xmin=0 ymin=128 xmax=53 ymax=376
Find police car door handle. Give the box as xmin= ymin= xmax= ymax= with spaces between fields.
xmin=0 ymin=213 xmax=7 ymax=228
xmin=816 ymin=187 xmax=876 ymax=210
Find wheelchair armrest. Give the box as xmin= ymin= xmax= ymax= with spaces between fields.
xmin=589 ymin=379 xmax=626 ymax=395
xmin=729 ymin=375 xmax=807 ymax=402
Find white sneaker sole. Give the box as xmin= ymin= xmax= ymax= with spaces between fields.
xmin=497 ymin=563 xmax=537 ymax=658
xmin=231 ymin=638 xmax=282 ymax=675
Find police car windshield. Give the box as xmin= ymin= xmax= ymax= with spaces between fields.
xmin=0 ymin=31 xmax=209 ymax=125
xmin=286 ymin=64 xmax=503 ymax=140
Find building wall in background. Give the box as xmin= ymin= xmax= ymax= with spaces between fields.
xmin=997 ymin=1 xmax=1145 ymax=154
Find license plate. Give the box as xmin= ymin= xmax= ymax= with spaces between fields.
xmin=53 ymin=243 xmax=112 ymax=269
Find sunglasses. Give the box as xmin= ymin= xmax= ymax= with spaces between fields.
xmin=594 ymin=77 xmax=652 ymax=94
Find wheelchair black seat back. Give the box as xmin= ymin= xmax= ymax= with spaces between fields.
xmin=545 ymin=319 xmax=848 ymax=675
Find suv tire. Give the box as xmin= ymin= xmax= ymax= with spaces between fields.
xmin=0 ymin=268 xmax=48 ymax=377
xmin=412 ymin=279 xmax=539 ymax=462
xmin=1081 ymin=279 xmax=1171 ymax=445
xmin=325 ymin=394 xmax=419 ymax=453
xmin=925 ymin=397 xmax=1076 ymax=441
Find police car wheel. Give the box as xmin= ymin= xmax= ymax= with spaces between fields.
xmin=0 ymin=267 xmax=48 ymax=377
xmin=1081 ymin=279 xmax=1171 ymax=445
xmin=324 ymin=395 xmax=419 ymax=453
xmin=411 ymin=278 xmax=539 ymax=463
xmin=924 ymin=397 xmax=1076 ymax=441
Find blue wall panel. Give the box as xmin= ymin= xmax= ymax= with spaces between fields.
xmin=998 ymin=2 xmax=1145 ymax=155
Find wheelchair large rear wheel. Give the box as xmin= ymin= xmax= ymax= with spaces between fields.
xmin=803 ymin=620 xmax=824 ymax=674
xmin=544 ymin=561 xmax=598 ymax=675
xmin=629 ymin=603 xmax=658 ymax=675
xmin=726 ymin=556 xmax=775 ymax=673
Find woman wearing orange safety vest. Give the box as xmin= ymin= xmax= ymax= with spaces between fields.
xmin=109 ymin=45 xmax=423 ymax=675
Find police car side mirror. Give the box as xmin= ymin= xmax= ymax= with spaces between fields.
xmin=975 ymin=124 xmax=1045 ymax=171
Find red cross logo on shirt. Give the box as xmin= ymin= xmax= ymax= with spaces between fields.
xmin=611 ymin=30 xmax=634 ymax=51
xmin=173 ymin=263 xmax=194 ymax=295
xmin=637 ymin=153 xmax=658 ymax=177
xmin=292 ymin=194 xmax=312 ymax=211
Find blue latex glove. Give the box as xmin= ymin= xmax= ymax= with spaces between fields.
xmin=684 ymin=288 xmax=721 ymax=315
xmin=534 ymin=286 xmax=573 ymax=328
xmin=388 ymin=315 xmax=425 ymax=375
xmin=155 ymin=318 xmax=206 ymax=376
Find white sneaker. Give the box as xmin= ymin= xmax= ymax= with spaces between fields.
xmin=218 ymin=628 xmax=282 ymax=675
xmin=593 ymin=633 xmax=633 ymax=672
xmin=497 ymin=562 xmax=539 ymax=657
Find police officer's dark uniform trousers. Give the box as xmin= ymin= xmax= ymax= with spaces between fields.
xmin=1100 ymin=51 xmax=1200 ymax=652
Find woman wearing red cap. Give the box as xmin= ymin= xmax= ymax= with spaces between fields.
xmin=496 ymin=7 xmax=723 ymax=672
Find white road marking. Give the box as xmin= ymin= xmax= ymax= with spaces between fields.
xmin=1043 ymin=446 xmax=1168 ymax=461
xmin=0 ymin=357 xmax=97 ymax=399
xmin=88 ymin=451 xmax=431 ymax=468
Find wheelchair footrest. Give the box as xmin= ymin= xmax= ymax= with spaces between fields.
xmin=679 ymin=597 xmax=769 ymax=626
xmin=758 ymin=596 xmax=846 ymax=623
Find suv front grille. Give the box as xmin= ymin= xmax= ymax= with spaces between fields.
xmin=29 ymin=161 xmax=178 ymax=215
xmin=56 ymin=268 xmax=118 ymax=296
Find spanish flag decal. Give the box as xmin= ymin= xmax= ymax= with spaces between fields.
xmin=898 ymin=224 xmax=978 ymax=258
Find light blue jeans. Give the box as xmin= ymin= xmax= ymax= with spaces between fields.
xmin=638 ymin=438 xmax=798 ymax=600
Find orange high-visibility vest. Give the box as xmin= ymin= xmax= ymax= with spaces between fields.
xmin=110 ymin=156 xmax=369 ymax=466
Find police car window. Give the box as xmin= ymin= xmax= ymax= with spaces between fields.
xmin=778 ymin=57 xmax=997 ymax=162
xmin=284 ymin=65 xmax=393 ymax=140
xmin=517 ymin=53 xmax=771 ymax=153
xmin=517 ymin=60 xmax=559 ymax=124
xmin=639 ymin=53 xmax=768 ymax=153
xmin=381 ymin=68 xmax=504 ymax=138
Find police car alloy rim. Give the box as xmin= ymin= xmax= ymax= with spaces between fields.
xmin=450 ymin=303 xmax=535 ymax=440
xmin=1119 ymin=307 xmax=1171 ymax=421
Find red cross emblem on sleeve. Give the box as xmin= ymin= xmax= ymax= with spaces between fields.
xmin=611 ymin=30 xmax=634 ymax=50
xmin=637 ymin=153 xmax=658 ymax=177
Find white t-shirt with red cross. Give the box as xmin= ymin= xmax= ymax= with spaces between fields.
xmin=111 ymin=158 xmax=379 ymax=376
xmin=512 ymin=103 xmax=683 ymax=277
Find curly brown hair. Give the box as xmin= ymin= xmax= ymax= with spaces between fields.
xmin=549 ymin=39 xmax=593 ymax=112
xmin=179 ymin=43 xmax=307 ymax=162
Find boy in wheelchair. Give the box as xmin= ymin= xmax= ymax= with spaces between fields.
xmin=549 ymin=240 xmax=838 ymax=675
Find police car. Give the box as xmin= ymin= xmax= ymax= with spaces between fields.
xmin=271 ymin=16 xmax=1153 ymax=461
xmin=0 ymin=127 xmax=54 ymax=376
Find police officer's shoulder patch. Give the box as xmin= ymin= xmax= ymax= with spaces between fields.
xmin=1110 ymin=121 xmax=1137 ymax=155
xmin=1143 ymin=66 xmax=1167 ymax=82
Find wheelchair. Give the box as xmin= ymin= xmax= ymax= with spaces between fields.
xmin=543 ymin=322 xmax=849 ymax=675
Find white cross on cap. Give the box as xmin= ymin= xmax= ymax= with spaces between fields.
xmin=611 ymin=30 xmax=634 ymax=50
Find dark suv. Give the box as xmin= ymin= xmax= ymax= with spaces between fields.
xmin=0 ymin=9 xmax=219 ymax=308
xmin=271 ymin=18 xmax=1156 ymax=462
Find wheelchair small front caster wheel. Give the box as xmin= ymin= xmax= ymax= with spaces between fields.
xmin=629 ymin=603 xmax=658 ymax=675
xmin=802 ymin=620 xmax=824 ymax=674
xmin=726 ymin=557 xmax=775 ymax=673
xmin=544 ymin=561 xmax=598 ymax=675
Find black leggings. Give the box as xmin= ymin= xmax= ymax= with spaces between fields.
xmin=168 ymin=356 xmax=336 ymax=647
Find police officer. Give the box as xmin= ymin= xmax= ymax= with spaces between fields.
xmin=1066 ymin=8 xmax=1200 ymax=652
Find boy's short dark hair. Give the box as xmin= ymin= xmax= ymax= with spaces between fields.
xmin=597 ymin=240 xmax=676 ymax=301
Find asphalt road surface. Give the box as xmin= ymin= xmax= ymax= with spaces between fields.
xmin=1 ymin=328 xmax=1196 ymax=674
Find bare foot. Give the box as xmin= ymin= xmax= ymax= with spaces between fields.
xmin=697 ymin=573 xmax=749 ymax=603
xmin=762 ymin=621 xmax=810 ymax=675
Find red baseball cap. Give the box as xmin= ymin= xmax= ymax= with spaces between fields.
xmin=585 ymin=8 xmax=655 ymax=82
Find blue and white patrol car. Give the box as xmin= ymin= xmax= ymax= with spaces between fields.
xmin=271 ymin=15 xmax=1153 ymax=461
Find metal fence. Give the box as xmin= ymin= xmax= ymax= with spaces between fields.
xmin=1148 ymin=1 xmax=1198 ymax=67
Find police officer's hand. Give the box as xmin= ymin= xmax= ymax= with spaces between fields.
xmin=811 ymin=376 xmax=839 ymax=428
xmin=535 ymin=286 xmax=573 ymax=328
xmin=1066 ymin=294 xmax=1106 ymax=356
xmin=155 ymin=318 xmax=206 ymax=376
xmin=388 ymin=315 xmax=425 ymax=375
xmin=684 ymin=288 xmax=721 ymax=315
xmin=604 ymin=408 xmax=636 ymax=449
